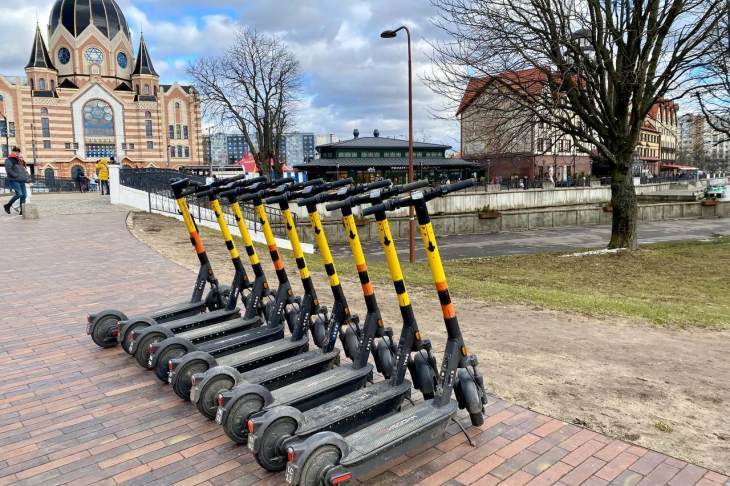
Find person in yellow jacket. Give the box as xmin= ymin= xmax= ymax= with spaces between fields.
xmin=95 ymin=158 xmax=110 ymax=195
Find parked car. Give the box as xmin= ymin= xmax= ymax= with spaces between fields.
xmin=705 ymin=179 xmax=727 ymax=199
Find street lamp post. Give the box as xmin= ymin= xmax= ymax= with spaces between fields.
xmin=381 ymin=25 xmax=415 ymax=264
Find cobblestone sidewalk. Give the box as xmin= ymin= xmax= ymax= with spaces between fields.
xmin=0 ymin=195 xmax=727 ymax=485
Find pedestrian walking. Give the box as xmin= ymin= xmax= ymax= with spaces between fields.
xmin=74 ymin=166 xmax=85 ymax=192
xmin=3 ymin=147 xmax=30 ymax=215
xmin=96 ymin=158 xmax=110 ymax=195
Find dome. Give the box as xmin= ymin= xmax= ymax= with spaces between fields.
xmin=49 ymin=0 xmax=130 ymax=40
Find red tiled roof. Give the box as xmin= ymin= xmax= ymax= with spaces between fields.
xmin=456 ymin=68 xmax=548 ymax=115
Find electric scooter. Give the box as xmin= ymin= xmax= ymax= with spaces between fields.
xmin=168 ymin=179 xmax=336 ymax=403
xmin=215 ymin=178 xmax=380 ymax=445
xmin=86 ymin=175 xmax=248 ymax=348
xmin=284 ymin=180 xmax=487 ymax=486
xmin=120 ymin=176 xmax=265 ymax=359
xmin=143 ymin=180 xmax=297 ymax=381
xmin=246 ymin=180 xmax=438 ymax=472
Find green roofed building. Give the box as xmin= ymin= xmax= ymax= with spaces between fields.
xmin=294 ymin=129 xmax=478 ymax=184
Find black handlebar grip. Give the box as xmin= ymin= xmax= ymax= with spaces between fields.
xmin=361 ymin=202 xmax=386 ymax=217
xmin=400 ymin=179 xmax=431 ymax=192
xmin=441 ymin=178 xmax=477 ymax=194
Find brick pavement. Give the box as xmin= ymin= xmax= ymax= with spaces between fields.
xmin=0 ymin=195 xmax=727 ymax=486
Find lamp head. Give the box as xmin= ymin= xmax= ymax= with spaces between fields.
xmin=380 ymin=30 xmax=397 ymax=38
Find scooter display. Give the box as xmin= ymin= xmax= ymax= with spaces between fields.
xmin=215 ymin=178 xmax=383 ymax=445
xmin=168 ymin=179 xmax=337 ymax=404
xmin=246 ymin=180 xmax=436 ymax=472
xmin=284 ymin=180 xmax=487 ymax=486
xmin=85 ymin=175 xmax=248 ymax=348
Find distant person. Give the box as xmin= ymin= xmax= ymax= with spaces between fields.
xmin=74 ymin=167 xmax=85 ymax=192
xmin=96 ymin=158 xmax=110 ymax=195
xmin=3 ymin=146 xmax=29 ymax=215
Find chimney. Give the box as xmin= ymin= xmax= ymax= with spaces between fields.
xmin=353 ymin=128 xmax=359 ymax=139
xmin=373 ymin=129 xmax=380 ymax=138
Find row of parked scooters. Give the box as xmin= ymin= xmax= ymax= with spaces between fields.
xmin=86 ymin=174 xmax=487 ymax=485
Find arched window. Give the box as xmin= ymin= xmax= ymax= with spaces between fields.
xmin=144 ymin=84 xmax=150 ymax=95
xmin=71 ymin=164 xmax=84 ymax=180
xmin=41 ymin=108 xmax=50 ymax=138
xmin=83 ymin=100 xmax=114 ymax=137
xmin=39 ymin=78 xmax=46 ymax=90
xmin=145 ymin=111 xmax=153 ymax=138
xmin=44 ymin=167 xmax=55 ymax=180
xmin=175 ymin=102 xmax=180 ymax=109
xmin=177 ymin=145 xmax=183 ymax=158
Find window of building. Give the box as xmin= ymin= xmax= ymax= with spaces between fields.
xmin=39 ymin=78 xmax=46 ymax=90
xmin=43 ymin=140 xmax=51 ymax=149
xmin=183 ymin=126 xmax=188 ymax=139
xmin=83 ymin=100 xmax=114 ymax=137
xmin=44 ymin=167 xmax=55 ymax=179
xmin=147 ymin=141 xmax=154 ymax=150
xmin=144 ymin=85 xmax=150 ymax=96
xmin=135 ymin=85 xmax=139 ymax=95
xmin=170 ymin=146 xmax=176 ymax=158
xmin=154 ymin=86 xmax=157 ymax=96
xmin=121 ymin=143 xmax=127 ymax=150
xmin=85 ymin=47 xmax=104 ymax=65
xmin=176 ymin=124 xmax=181 ymax=139
xmin=30 ymin=79 xmax=35 ymax=90
xmin=129 ymin=143 xmax=134 ymax=150
xmin=145 ymin=112 xmax=153 ymax=138
xmin=169 ymin=125 xmax=175 ymax=139
xmin=184 ymin=147 xmax=190 ymax=158
xmin=41 ymin=109 xmax=50 ymax=138
xmin=1 ymin=145 xmax=7 ymax=157
xmin=177 ymin=145 xmax=183 ymax=158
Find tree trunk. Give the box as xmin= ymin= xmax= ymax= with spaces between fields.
xmin=608 ymin=159 xmax=639 ymax=250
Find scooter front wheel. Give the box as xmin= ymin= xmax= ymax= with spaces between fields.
xmin=223 ymin=394 xmax=264 ymax=444
xmin=255 ymin=417 xmax=297 ymax=472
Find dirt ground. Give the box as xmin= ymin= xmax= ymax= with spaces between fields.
xmin=128 ymin=211 xmax=730 ymax=474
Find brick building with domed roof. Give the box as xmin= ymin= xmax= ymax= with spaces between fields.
xmin=0 ymin=0 xmax=203 ymax=179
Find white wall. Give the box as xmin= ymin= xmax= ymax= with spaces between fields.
xmin=108 ymin=165 xmax=313 ymax=253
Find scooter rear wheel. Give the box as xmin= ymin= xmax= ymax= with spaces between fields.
xmin=122 ymin=322 xmax=149 ymax=355
xmin=172 ymin=359 xmax=210 ymax=400
xmin=91 ymin=315 xmax=119 ymax=348
xmin=134 ymin=333 xmax=163 ymax=368
xmin=154 ymin=345 xmax=187 ymax=382
xmin=255 ymin=417 xmax=297 ymax=472
xmin=300 ymin=445 xmax=341 ymax=486
xmin=223 ymin=394 xmax=264 ymax=444
xmin=196 ymin=375 xmax=235 ymax=420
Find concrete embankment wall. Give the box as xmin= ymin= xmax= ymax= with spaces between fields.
xmin=291 ymin=200 xmax=729 ymax=244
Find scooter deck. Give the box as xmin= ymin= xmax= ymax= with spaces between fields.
xmin=341 ymin=400 xmax=458 ymax=468
xmin=160 ymin=307 xmax=241 ymax=333
xmin=269 ymin=365 xmax=373 ymax=412
xmin=177 ymin=316 xmax=261 ymax=343
xmin=296 ymin=381 xmax=411 ymax=436
xmin=240 ymin=349 xmax=341 ymax=388
xmin=216 ymin=337 xmax=309 ymax=372
xmin=195 ymin=325 xmax=285 ymax=357
xmin=126 ymin=300 xmax=207 ymax=324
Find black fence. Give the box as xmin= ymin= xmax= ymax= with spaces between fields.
xmin=1 ymin=175 xmax=81 ymax=194
xmin=120 ymin=168 xmax=291 ymax=237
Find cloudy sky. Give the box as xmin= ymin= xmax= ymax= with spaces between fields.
xmin=0 ymin=0 xmax=461 ymax=148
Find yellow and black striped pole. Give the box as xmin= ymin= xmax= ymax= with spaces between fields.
xmin=229 ymin=200 xmax=267 ymax=283
xmin=307 ymin=208 xmax=349 ymax=317
xmin=209 ymin=196 xmax=250 ymax=311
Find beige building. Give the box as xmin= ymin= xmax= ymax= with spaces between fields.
xmin=0 ymin=0 xmax=203 ymax=179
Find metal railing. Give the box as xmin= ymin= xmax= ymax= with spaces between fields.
xmin=1 ymin=175 xmax=80 ymax=194
xmin=120 ymin=167 xmax=291 ymax=237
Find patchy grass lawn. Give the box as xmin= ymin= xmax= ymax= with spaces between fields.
xmin=358 ymin=237 xmax=730 ymax=329
xmin=158 ymin=215 xmax=730 ymax=329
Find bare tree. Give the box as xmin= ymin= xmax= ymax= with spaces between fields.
xmin=429 ymin=0 xmax=723 ymax=249
xmin=188 ymin=28 xmax=300 ymax=176
xmin=698 ymin=0 xmax=730 ymax=142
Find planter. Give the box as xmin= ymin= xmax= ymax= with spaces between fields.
xmin=602 ymin=205 xmax=613 ymax=213
xmin=478 ymin=211 xmax=501 ymax=220
xmin=702 ymin=199 xmax=719 ymax=207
